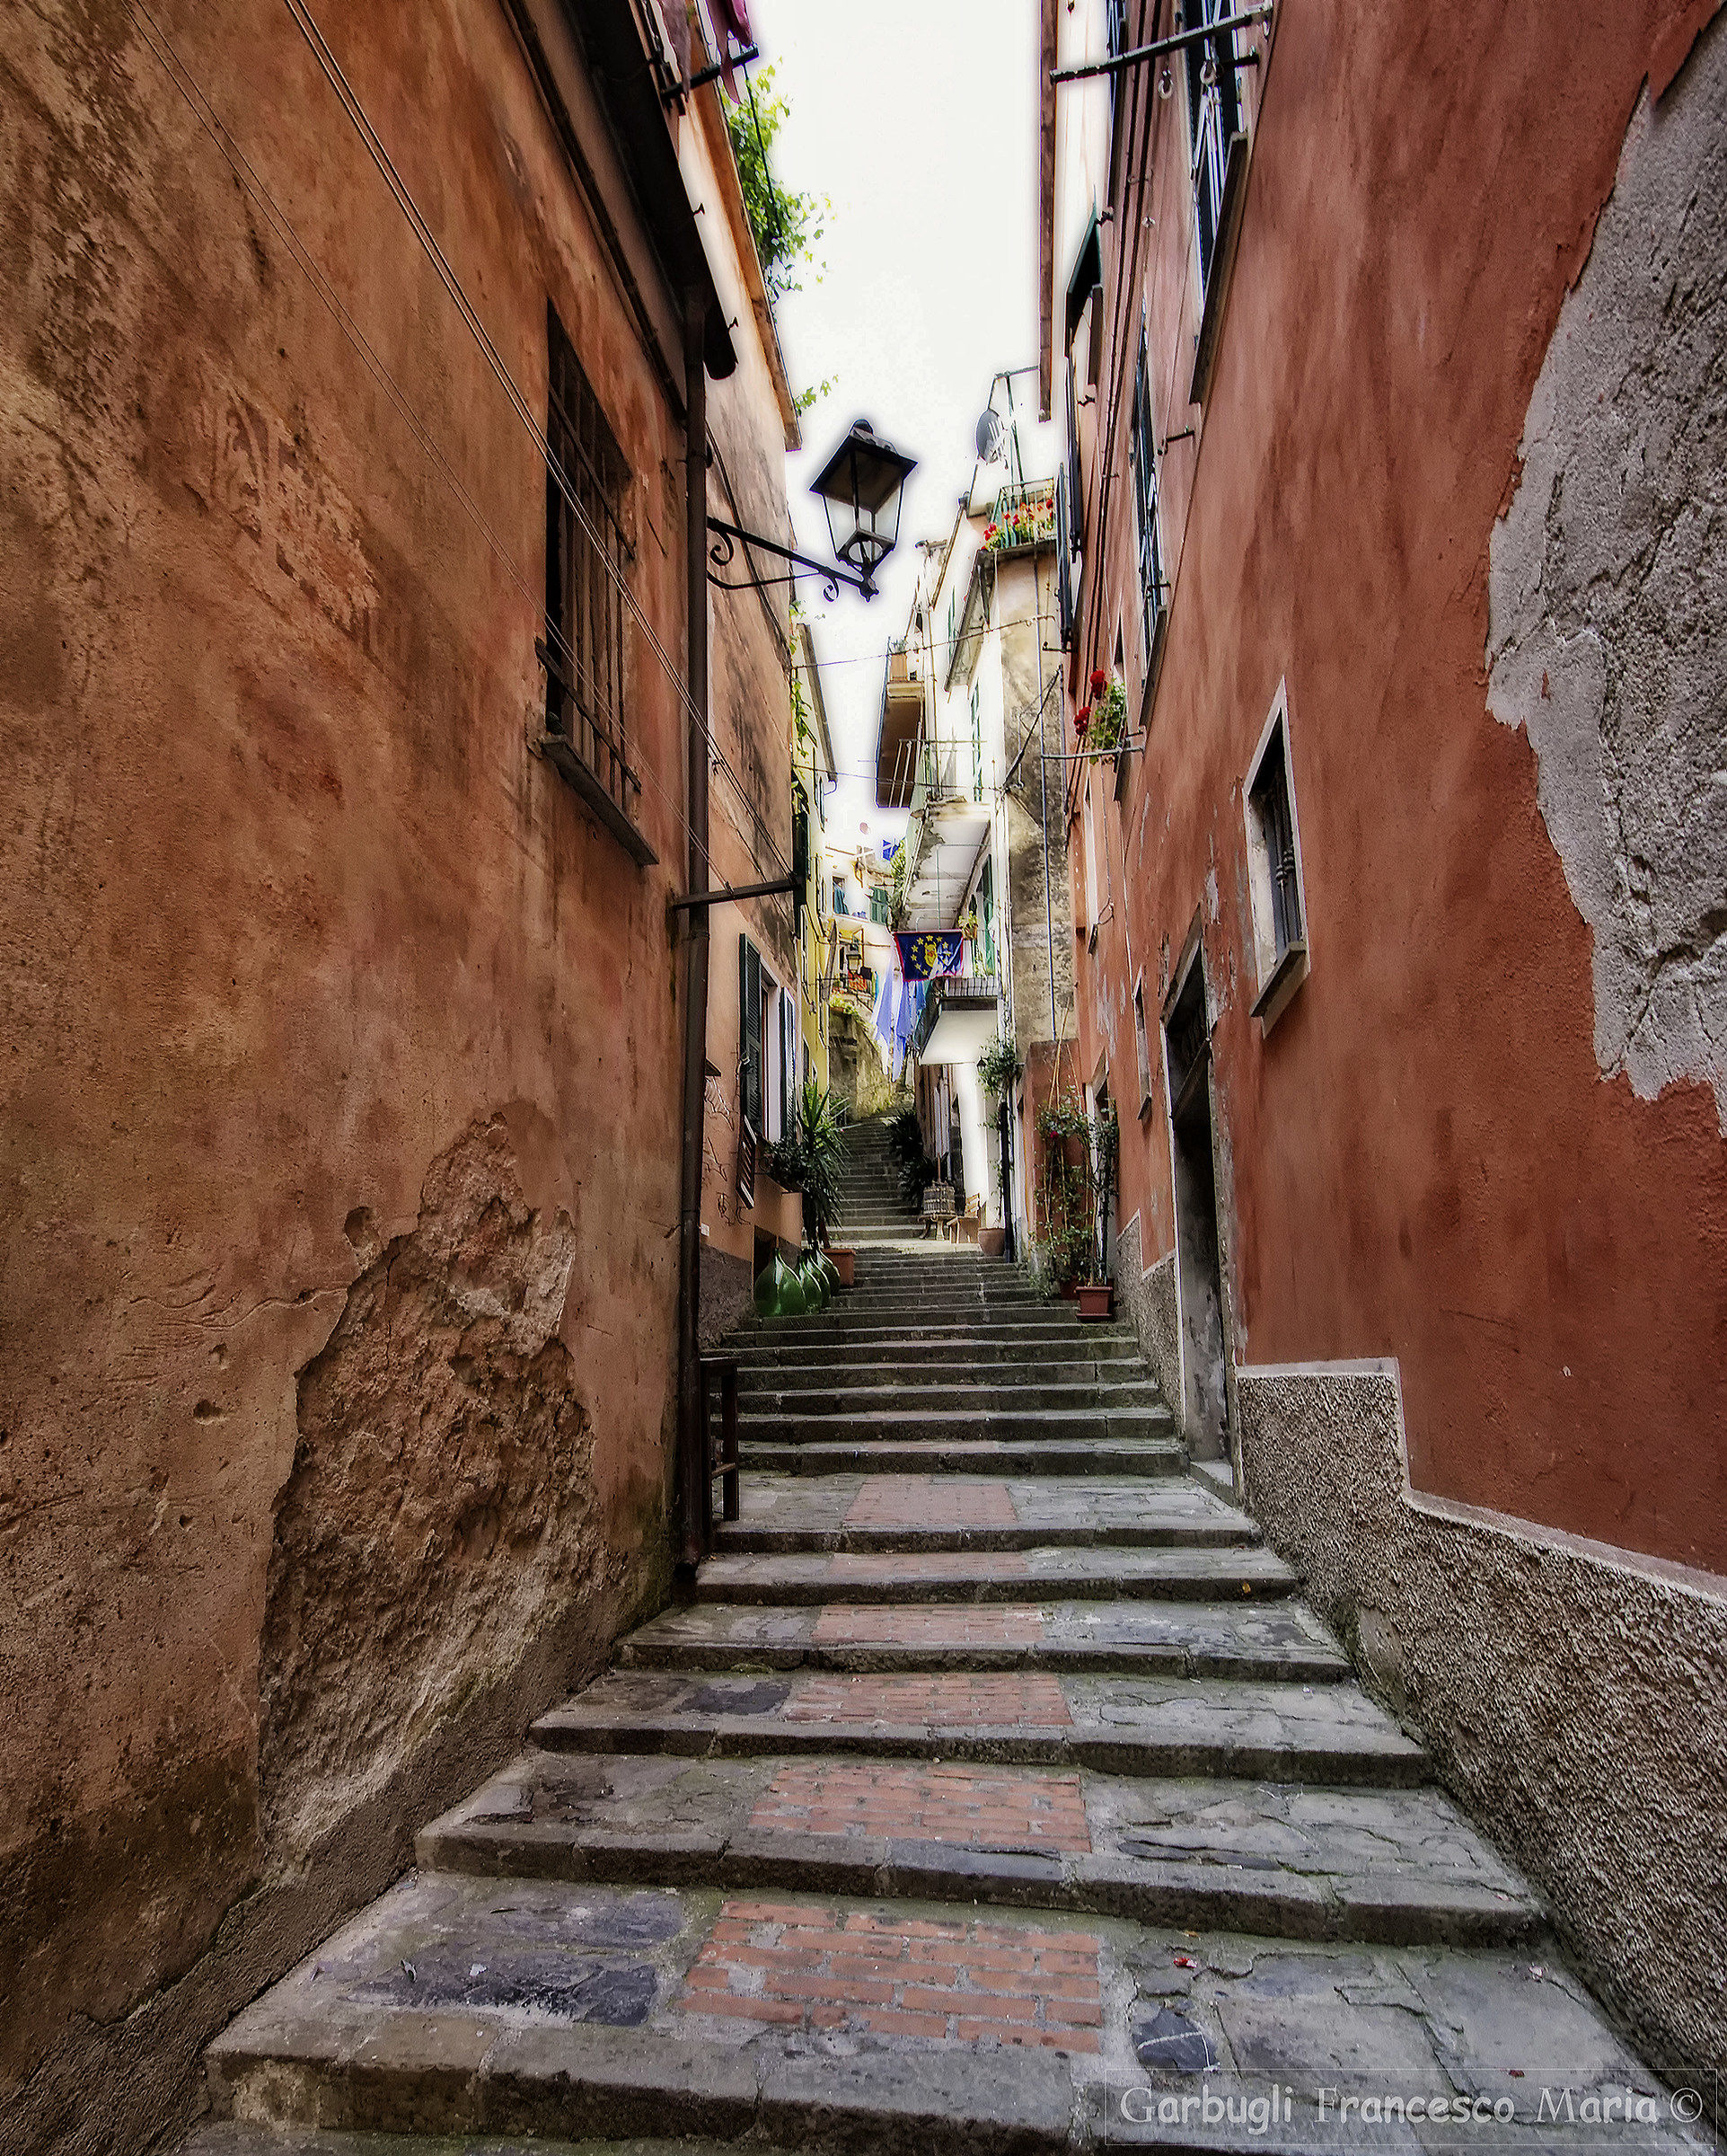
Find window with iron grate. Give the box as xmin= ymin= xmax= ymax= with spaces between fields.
xmin=544 ymin=305 xmax=639 ymax=835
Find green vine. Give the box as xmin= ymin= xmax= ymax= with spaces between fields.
xmin=727 ymin=64 xmax=829 ymax=308
xmin=975 ymin=1031 xmax=1023 ymax=1099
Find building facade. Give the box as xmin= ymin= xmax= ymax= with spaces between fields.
xmin=0 ymin=2 xmax=798 ymax=2149
xmin=1041 ymin=0 xmax=1727 ymax=2085
xmin=877 ymin=412 xmax=1076 ymax=1252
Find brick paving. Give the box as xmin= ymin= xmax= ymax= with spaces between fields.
xmin=812 ymin=1602 xmax=1046 ymax=1647
xmin=678 ymin=1899 xmax=1105 ymax=2051
xmin=830 ymin=1548 xmax=1030 ymax=1582
xmin=782 ymin=1671 xmax=1072 ymax=1727
xmin=751 ymin=1760 xmax=1092 ymax=1851
xmin=845 ymin=1474 xmax=1017 ymax=1528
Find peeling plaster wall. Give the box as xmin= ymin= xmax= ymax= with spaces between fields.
xmin=1236 ymin=1365 xmax=1727 ymax=2091
xmin=0 ymin=4 xmax=787 ymax=2152
xmin=1487 ymin=32 xmax=1727 ymax=1128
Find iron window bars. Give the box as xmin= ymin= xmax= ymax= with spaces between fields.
xmin=544 ymin=306 xmax=641 ymax=840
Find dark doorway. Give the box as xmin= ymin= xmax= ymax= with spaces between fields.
xmin=1164 ymin=961 xmax=1229 ymax=1461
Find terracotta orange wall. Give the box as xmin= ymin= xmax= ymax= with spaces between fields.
xmin=0 ymin=0 xmax=785 ymax=2134
xmin=1067 ymin=0 xmax=1725 ymax=1576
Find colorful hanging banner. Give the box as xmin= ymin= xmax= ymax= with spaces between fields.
xmin=895 ymin=931 xmax=966 ymax=982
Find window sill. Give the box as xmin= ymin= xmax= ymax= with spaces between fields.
xmin=536 ymin=732 xmax=657 ymax=867
xmin=1188 ymin=130 xmax=1251 ymax=407
xmin=1249 ymin=936 xmax=1308 ymax=1026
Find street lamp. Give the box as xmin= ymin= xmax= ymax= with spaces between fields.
xmin=808 ymin=420 xmax=918 ymax=596
xmin=707 ymin=417 xmax=917 ymax=604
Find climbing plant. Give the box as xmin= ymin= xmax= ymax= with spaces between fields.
xmin=726 ymin=65 xmax=828 ymax=308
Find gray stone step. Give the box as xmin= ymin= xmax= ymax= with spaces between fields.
xmin=207 ymin=1874 xmax=1705 ymax=2155
xmin=738 ymin=1364 xmax=1150 ymax=1398
xmin=731 ymin=1339 xmax=1147 ymax=1371
xmin=419 ymin=1751 xmax=1541 ymax=1948
xmin=694 ymin=1543 xmax=1302 ymax=1606
xmin=740 ymin=1380 xmax=1165 ymax=1415
xmin=740 ymin=1409 xmax=1174 ymax=1446
xmin=743 ymin=1312 xmax=1132 ymax=1340
xmin=181 ymin=2132 xmax=759 ymax=2156
xmin=616 ymin=1597 xmax=1353 ymax=1682
xmin=739 ymin=1438 xmax=1186 ymax=1478
xmin=715 ymin=1474 xmax=1235 ymax=1550
xmin=529 ymin=1668 xmax=1429 ymax=1785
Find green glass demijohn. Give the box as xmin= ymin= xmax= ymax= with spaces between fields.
xmin=818 ymin=1250 xmax=842 ymax=1296
xmin=797 ymin=1251 xmax=830 ymax=1311
xmin=755 ymin=1250 xmax=806 ymax=1319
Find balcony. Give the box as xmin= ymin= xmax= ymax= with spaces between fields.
xmin=982 ymin=479 xmax=1056 ymax=560
xmin=912 ymin=973 xmax=1001 ymax=1065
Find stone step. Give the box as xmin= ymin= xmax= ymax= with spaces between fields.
xmin=730 ymin=1343 xmax=1147 ymax=1374
xmin=738 ymin=1364 xmax=1149 ymax=1398
xmin=208 ymin=1875 xmax=1692 ymax=2156
xmin=743 ymin=1312 xmax=1132 ymax=1340
xmin=717 ymin=1474 xmax=1232 ymax=1551
xmin=182 ymin=2132 xmax=760 ymax=2156
xmin=740 ymin=1409 xmax=1175 ymax=1446
xmin=419 ymin=1751 xmax=1541 ymax=1949
xmin=738 ymin=1380 xmax=1166 ymax=1415
xmin=694 ymin=1543 xmax=1301 ymax=1606
xmin=616 ymin=1597 xmax=1353 ymax=1682
xmin=738 ymin=1438 xmax=1185 ymax=1479
xmin=529 ymin=1667 xmax=1428 ymax=1785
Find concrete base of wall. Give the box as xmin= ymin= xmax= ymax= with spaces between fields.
xmin=1111 ymin=1212 xmax=1184 ymax=1441
xmin=1234 ymin=1359 xmax=1727 ymax=2103
xmin=699 ymin=1243 xmax=756 ymax=1349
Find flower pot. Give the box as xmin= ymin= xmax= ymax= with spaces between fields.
xmin=828 ymin=1246 xmax=856 ymax=1287
xmin=978 ymin=1227 xmax=1006 ymax=1258
xmin=1077 ymin=1282 xmax=1115 ymax=1321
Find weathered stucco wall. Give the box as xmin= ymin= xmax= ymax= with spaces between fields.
xmin=0 ymin=4 xmax=788 ymax=2151
xmin=1235 ymin=1363 xmax=1727 ymax=2088
xmin=1486 ymin=40 xmax=1727 ymax=1132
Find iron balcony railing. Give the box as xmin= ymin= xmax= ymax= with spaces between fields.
xmin=982 ymin=478 xmax=1056 ymax=557
xmin=911 ymin=973 xmax=1001 ymax=1065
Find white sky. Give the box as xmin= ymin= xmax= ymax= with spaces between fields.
xmin=741 ymin=0 xmax=1041 ymax=858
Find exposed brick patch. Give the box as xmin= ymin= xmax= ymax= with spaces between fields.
xmin=752 ymin=1761 xmax=1091 ymax=1852
xmin=829 ymin=1550 xmax=1029 ymax=1583
xmin=845 ymin=1476 xmax=1016 ymax=1529
xmin=812 ymin=1604 xmax=1045 ymax=1648
xmin=678 ymin=1901 xmax=1103 ymax=2052
xmin=783 ymin=1672 xmax=1071 ymax=1727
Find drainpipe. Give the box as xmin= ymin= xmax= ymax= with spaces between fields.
xmin=674 ymin=293 xmax=711 ymax=1570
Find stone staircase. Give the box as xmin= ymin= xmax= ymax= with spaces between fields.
xmin=829 ymin=1112 xmax=922 ymax=1246
xmin=186 ymin=1224 xmax=1704 ymax=2150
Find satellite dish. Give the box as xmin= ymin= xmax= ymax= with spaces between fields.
xmin=975 ymin=408 xmax=1007 ymax=464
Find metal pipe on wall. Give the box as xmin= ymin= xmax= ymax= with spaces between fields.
xmin=674 ymin=292 xmax=711 ymax=1568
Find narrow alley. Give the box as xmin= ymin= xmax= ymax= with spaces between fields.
xmin=4 ymin=1 xmax=1723 ymax=2152
xmin=183 ymin=1122 xmax=1702 ymax=2153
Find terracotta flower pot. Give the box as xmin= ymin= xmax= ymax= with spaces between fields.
xmin=978 ymin=1227 xmax=1006 ymax=1258
xmin=828 ymin=1246 xmax=856 ymax=1287
xmin=1077 ymin=1282 xmax=1115 ymax=1321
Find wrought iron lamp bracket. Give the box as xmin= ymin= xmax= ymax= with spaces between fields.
xmin=707 ymin=516 xmax=876 ymax=603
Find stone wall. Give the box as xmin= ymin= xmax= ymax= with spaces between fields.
xmin=1235 ymin=1362 xmax=1727 ymax=2096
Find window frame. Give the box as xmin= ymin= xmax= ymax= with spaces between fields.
xmin=1242 ymin=679 xmax=1311 ymax=1031
xmin=1127 ymin=310 xmax=1165 ymax=673
xmin=542 ymin=304 xmax=653 ymax=864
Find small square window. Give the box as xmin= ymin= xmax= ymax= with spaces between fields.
xmin=1243 ymin=682 xmax=1309 ymax=1027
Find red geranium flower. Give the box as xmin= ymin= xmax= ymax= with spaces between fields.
xmin=1089 ymin=668 xmax=1107 ymax=694
xmin=1074 ymin=706 xmax=1091 ymax=731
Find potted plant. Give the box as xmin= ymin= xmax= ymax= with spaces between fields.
xmin=788 ymin=1078 xmax=850 ymax=1281
xmin=1088 ymin=672 xmax=1127 ymax=757
xmin=1076 ymin=1098 xmax=1119 ymax=1321
xmin=975 ymin=1030 xmax=1022 ymax=1100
